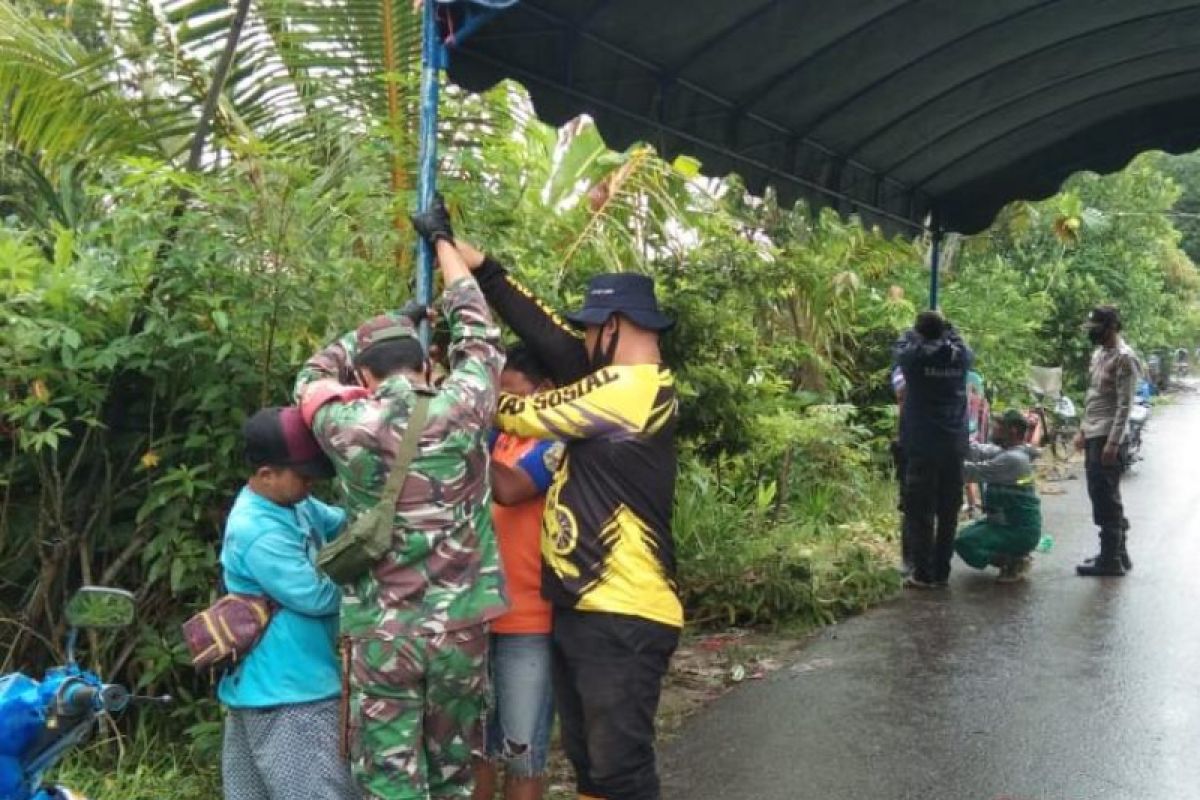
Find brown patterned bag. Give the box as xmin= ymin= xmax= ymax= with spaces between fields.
xmin=182 ymin=593 xmax=275 ymax=670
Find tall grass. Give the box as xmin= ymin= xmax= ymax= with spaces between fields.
xmin=53 ymin=733 xmax=219 ymax=800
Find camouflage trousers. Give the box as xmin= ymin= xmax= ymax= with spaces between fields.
xmin=346 ymin=625 xmax=489 ymax=800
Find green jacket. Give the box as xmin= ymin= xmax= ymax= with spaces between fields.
xmin=965 ymin=443 xmax=1042 ymax=535
xmin=294 ymin=278 xmax=508 ymax=639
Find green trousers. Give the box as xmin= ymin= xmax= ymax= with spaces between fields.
xmin=347 ymin=625 xmax=488 ymax=800
xmin=955 ymin=518 xmax=1041 ymax=569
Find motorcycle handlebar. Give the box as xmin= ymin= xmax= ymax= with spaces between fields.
xmin=59 ymin=683 xmax=99 ymax=715
xmin=59 ymin=682 xmax=130 ymax=716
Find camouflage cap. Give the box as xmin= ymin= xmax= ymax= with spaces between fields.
xmin=355 ymin=313 xmax=422 ymax=355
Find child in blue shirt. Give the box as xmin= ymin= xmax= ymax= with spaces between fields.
xmin=219 ymin=406 xmax=357 ymax=800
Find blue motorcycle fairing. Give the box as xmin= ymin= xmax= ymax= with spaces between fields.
xmin=0 ymin=675 xmax=44 ymax=758
xmin=0 ymin=667 xmax=105 ymax=800
xmin=0 ymin=674 xmax=44 ymax=800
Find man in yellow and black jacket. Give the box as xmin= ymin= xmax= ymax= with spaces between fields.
xmin=454 ymin=230 xmax=679 ymax=800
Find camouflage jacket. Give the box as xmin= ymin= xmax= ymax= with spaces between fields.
xmin=294 ymin=278 xmax=508 ymax=640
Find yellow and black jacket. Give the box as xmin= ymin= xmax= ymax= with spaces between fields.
xmin=478 ymin=258 xmax=683 ymax=628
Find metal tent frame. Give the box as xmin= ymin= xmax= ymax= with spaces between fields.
xmin=421 ymin=1 xmax=1200 ymax=310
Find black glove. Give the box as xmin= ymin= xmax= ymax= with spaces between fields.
xmin=410 ymin=194 xmax=454 ymax=244
xmin=397 ymin=300 xmax=430 ymax=326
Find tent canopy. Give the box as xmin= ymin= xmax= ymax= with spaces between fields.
xmin=448 ymin=0 xmax=1200 ymax=236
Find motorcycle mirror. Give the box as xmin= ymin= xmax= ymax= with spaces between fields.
xmin=65 ymin=586 xmax=136 ymax=630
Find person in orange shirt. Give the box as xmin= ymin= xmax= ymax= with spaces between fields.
xmin=474 ymin=345 xmax=563 ymax=800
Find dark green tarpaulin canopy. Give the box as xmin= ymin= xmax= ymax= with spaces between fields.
xmin=448 ymin=0 xmax=1200 ymax=236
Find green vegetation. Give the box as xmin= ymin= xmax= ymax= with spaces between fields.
xmin=55 ymin=739 xmax=220 ymax=800
xmin=2 ymin=1 xmax=1200 ymax=793
xmin=64 ymin=587 xmax=136 ymax=629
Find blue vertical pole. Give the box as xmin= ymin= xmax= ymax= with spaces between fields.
xmin=415 ymin=0 xmax=444 ymax=345
xmin=928 ymin=227 xmax=943 ymax=310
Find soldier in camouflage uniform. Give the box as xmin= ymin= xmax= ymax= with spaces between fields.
xmin=294 ymin=209 xmax=507 ymax=800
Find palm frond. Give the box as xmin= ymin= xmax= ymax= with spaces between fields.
xmin=0 ymin=0 xmax=183 ymax=162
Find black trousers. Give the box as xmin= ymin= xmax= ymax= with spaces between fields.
xmin=903 ymin=448 xmax=965 ymax=582
xmin=891 ymin=440 xmax=916 ymax=569
xmin=1085 ymin=437 xmax=1127 ymax=554
xmin=551 ymin=607 xmax=679 ymax=800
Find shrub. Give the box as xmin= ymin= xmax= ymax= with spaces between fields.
xmin=673 ymin=405 xmax=902 ymax=629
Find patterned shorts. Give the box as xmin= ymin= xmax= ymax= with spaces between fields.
xmin=223 ymin=698 xmax=358 ymax=800
xmin=347 ymin=624 xmax=489 ymax=800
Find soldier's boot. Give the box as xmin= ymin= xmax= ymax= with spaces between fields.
xmin=1083 ymin=520 xmax=1133 ymax=571
xmin=1077 ymin=528 xmax=1126 ymax=577
xmin=1119 ymin=519 xmax=1133 ymax=571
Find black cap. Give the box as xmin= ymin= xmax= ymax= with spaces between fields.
xmin=996 ymin=408 xmax=1030 ymax=433
xmin=1088 ymin=305 xmax=1121 ymax=329
xmin=243 ymin=407 xmax=335 ymax=479
xmin=565 ymin=273 xmax=674 ymax=332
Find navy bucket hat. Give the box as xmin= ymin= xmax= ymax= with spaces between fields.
xmin=564 ymin=273 xmax=674 ymax=333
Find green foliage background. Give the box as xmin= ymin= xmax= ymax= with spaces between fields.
xmin=2 ymin=0 xmax=1200 ymax=788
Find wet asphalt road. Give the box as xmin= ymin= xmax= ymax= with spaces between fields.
xmin=662 ymin=390 xmax=1200 ymax=800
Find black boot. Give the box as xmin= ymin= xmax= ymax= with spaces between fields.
xmin=1087 ymin=523 xmax=1134 ymax=571
xmin=1119 ymin=520 xmax=1132 ymax=571
xmin=1116 ymin=537 xmax=1132 ymax=571
xmin=1077 ymin=529 xmax=1126 ymax=577
xmin=1077 ymin=558 xmax=1125 ymax=577
xmin=1083 ymin=546 xmax=1132 ymax=571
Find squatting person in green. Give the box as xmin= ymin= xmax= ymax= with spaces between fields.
xmin=954 ymin=410 xmax=1044 ymax=583
xmin=293 ymin=207 xmax=507 ymax=800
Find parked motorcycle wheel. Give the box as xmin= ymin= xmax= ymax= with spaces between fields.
xmin=1122 ymin=431 xmax=1144 ymax=474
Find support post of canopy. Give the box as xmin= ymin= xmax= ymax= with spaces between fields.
xmin=415 ymin=0 xmax=446 ymax=345
xmin=415 ymin=1 xmax=516 ymax=345
xmin=928 ymin=226 xmax=944 ymax=311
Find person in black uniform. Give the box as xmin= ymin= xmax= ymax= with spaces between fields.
xmin=893 ymin=311 xmax=973 ymax=588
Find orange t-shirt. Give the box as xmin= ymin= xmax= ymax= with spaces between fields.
xmin=490 ymin=433 xmax=559 ymax=635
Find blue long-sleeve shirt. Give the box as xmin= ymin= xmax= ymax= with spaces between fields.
xmin=894 ymin=327 xmax=973 ymax=455
xmin=218 ymin=486 xmax=346 ymax=708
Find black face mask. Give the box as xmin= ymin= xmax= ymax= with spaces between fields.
xmin=1086 ymin=324 xmax=1108 ymax=345
xmin=589 ymin=317 xmax=621 ymax=369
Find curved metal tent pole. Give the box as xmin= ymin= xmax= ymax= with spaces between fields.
xmin=428 ymin=1 xmax=941 ymax=308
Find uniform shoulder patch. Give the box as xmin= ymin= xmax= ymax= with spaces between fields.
xmin=543 ymin=441 xmax=566 ymax=474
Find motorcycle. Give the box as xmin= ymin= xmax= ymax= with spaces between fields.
xmin=0 ymin=587 xmax=169 ymax=800
xmin=1123 ymin=380 xmax=1153 ymax=473
xmin=1027 ymin=366 xmax=1078 ymax=457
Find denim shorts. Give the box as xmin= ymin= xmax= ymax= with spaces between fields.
xmin=485 ymin=632 xmax=555 ymax=777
